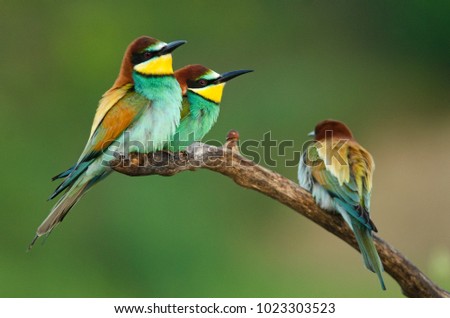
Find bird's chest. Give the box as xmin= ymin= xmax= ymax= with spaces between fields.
xmin=189 ymin=107 xmax=219 ymax=137
xmin=125 ymin=100 xmax=179 ymax=152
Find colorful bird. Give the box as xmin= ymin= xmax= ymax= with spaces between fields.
xmin=30 ymin=36 xmax=186 ymax=249
xmin=166 ymin=65 xmax=252 ymax=152
xmin=298 ymin=119 xmax=386 ymax=290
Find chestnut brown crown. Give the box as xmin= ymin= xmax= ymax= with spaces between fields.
xmin=314 ymin=119 xmax=354 ymax=141
xmin=174 ymin=64 xmax=211 ymax=95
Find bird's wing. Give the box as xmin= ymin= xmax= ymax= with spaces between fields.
xmin=89 ymin=84 xmax=134 ymax=138
xmin=347 ymin=142 xmax=375 ymax=211
xmin=77 ymin=88 xmax=150 ymax=165
xmin=49 ymin=89 xmax=150 ymax=200
xmin=311 ymin=140 xmax=377 ymax=231
xmin=315 ymin=138 xmax=351 ymax=185
xmin=51 ymin=84 xmax=134 ymax=181
xmin=179 ymin=96 xmax=190 ymax=121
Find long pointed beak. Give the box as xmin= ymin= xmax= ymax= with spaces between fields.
xmin=307 ymin=130 xmax=315 ymax=137
xmin=160 ymin=40 xmax=187 ymax=55
xmin=217 ymin=69 xmax=253 ymax=83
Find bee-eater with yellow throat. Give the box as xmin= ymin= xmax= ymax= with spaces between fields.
xmin=30 ymin=36 xmax=186 ymax=248
xmin=298 ymin=120 xmax=386 ymax=290
xmin=167 ymin=64 xmax=252 ymax=151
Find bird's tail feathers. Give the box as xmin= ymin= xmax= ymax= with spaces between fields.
xmin=29 ymin=171 xmax=103 ymax=250
xmin=352 ymin=220 xmax=386 ymax=290
xmin=48 ymin=160 xmax=92 ymax=200
xmin=51 ymin=165 xmax=75 ymax=181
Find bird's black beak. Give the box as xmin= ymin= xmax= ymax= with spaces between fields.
xmin=216 ymin=69 xmax=253 ymax=84
xmin=160 ymin=40 xmax=187 ymax=55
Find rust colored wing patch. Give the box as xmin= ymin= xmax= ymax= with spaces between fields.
xmin=78 ymin=91 xmax=150 ymax=164
xmin=89 ymin=84 xmax=134 ymax=139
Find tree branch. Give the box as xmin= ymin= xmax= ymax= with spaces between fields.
xmin=110 ymin=132 xmax=449 ymax=298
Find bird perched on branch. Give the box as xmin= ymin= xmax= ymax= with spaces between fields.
xmin=298 ymin=119 xmax=386 ymax=290
xmin=30 ymin=36 xmax=186 ymax=249
xmin=166 ymin=65 xmax=252 ymax=151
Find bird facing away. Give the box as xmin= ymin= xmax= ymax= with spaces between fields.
xmin=298 ymin=119 xmax=386 ymax=290
xmin=166 ymin=65 xmax=252 ymax=152
xmin=30 ymin=36 xmax=186 ymax=249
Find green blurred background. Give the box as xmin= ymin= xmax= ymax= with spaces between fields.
xmin=1 ymin=0 xmax=449 ymax=297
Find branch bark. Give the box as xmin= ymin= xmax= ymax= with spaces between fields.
xmin=110 ymin=134 xmax=450 ymax=298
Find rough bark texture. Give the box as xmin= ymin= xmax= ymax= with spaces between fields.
xmin=110 ymin=136 xmax=450 ymax=298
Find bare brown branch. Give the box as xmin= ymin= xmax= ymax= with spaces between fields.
xmin=111 ymin=138 xmax=450 ymax=298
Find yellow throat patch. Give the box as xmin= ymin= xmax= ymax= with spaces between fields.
xmin=191 ymin=83 xmax=225 ymax=103
xmin=134 ymin=54 xmax=173 ymax=75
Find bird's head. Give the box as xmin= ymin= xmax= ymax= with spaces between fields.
xmin=175 ymin=65 xmax=253 ymax=104
xmin=309 ymin=119 xmax=354 ymax=141
xmin=114 ymin=36 xmax=186 ymax=87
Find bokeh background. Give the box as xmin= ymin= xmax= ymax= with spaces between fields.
xmin=1 ymin=1 xmax=449 ymax=297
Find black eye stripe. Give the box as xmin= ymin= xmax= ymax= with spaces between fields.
xmin=186 ymin=78 xmax=216 ymax=89
xmin=131 ymin=51 xmax=157 ymax=65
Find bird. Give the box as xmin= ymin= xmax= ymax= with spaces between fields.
xmin=298 ymin=119 xmax=386 ymax=290
xmin=30 ymin=36 xmax=186 ymax=249
xmin=225 ymin=129 xmax=240 ymax=149
xmin=166 ymin=65 xmax=252 ymax=152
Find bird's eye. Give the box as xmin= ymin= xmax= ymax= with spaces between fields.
xmin=198 ymin=79 xmax=208 ymax=87
xmin=144 ymin=51 xmax=153 ymax=59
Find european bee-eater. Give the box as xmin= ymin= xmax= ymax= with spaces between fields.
xmin=298 ymin=119 xmax=386 ymax=290
xmin=30 ymin=36 xmax=186 ymax=248
xmin=166 ymin=65 xmax=252 ymax=151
